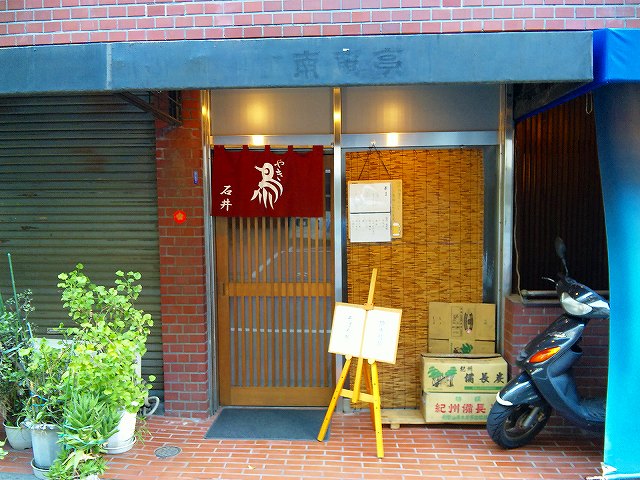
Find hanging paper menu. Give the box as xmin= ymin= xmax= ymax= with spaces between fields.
xmin=349 ymin=213 xmax=391 ymax=243
xmin=348 ymin=182 xmax=392 ymax=213
xmin=348 ymin=180 xmax=402 ymax=243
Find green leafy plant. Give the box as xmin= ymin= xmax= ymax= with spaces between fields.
xmin=45 ymin=265 xmax=156 ymax=480
xmin=57 ymin=264 xmax=153 ymax=351
xmin=0 ymin=256 xmax=34 ymax=427
xmin=57 ymin=264 xmax=155 ymax=413
xmin=0 ymin=359 xmax=28 ymax=426
xmin=20 ymin=338 xmax=72 ymax=426
xmin=2 ymin=262 xmax=154 ymax=477
xmin=47 ymin=391 xmax=120 ymax=480
xmin=427 ymin=365 xmax=458 ymax=388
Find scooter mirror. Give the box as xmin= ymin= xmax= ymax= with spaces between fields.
xmin=555 ymin=237 xmax=569 ymax=275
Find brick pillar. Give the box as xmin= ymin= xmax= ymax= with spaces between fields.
xmin=156 ymin=91 xmax=210 ymax=418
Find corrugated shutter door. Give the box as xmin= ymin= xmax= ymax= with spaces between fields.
xmin=0 ymin=94 xmax=163 ymax=397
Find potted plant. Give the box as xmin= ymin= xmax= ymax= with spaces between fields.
xmin=44 ymin=391 xmax=120 ymax=480
xmin=0 ymin=359 xmax=31 ymax=450
xmin=57 ymin=264 xmax=155 ymax=454
xmin=21 ymin=337 xmax=72 ymax=472
xmin=0 ymin=272 xmax=34 ymax=450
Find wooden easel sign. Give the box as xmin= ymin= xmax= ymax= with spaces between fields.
xmin=317 ymin=269 xmax=402 ymax=458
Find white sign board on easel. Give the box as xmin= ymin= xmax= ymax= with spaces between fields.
xmin=328 ymin=303 xmax=368 ymax=358
xmin=328 ymin=302 xmax=402 ymax=364
xmin=360 ymin=306 xmax=402 ymax=364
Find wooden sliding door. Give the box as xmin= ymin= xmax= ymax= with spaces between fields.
xmin=215 ymin=215 xmax=335 ymax=406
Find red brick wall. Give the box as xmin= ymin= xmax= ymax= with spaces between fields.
xmin=1 ymin=1 xmax=639 ymax=47
xmin=156 ymin=91 xmax=209 ymax=419
xmin=504 ymin=295 xmax=609 ymax=433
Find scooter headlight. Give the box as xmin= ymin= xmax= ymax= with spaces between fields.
xmin=560 ymin=292 xmax=593 ymax=316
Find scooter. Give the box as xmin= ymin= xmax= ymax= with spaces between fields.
xmin=487 ymin=238 xmax=609 ymax=448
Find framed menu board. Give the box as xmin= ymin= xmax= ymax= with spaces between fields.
xmin=347 ymin=180 xmax=403 ymax=243
xmin=328 ymin=302 xmax=402 ymax=364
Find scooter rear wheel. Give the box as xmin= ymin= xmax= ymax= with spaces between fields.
xmin=487 ymin=402 xmax=552 ymax=449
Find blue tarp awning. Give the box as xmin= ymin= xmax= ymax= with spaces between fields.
xmin=515 ymin=29 xmax=640 ymax=478
xmin=516 ymin=29 xmax=640 ymax=121
xmin=588 ymin=28 xmax=640 ymax=480
xmin=593 ymin=29 xmax=640 ymax=84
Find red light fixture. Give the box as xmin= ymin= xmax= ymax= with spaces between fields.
xmin=173 ymin=210 xmax=187 ymax=224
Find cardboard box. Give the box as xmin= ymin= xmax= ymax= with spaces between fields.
xmin=420 ymin=391 xmax=496 ymax=424
xmin=420 ymin=353 xmax=507 ymax=393
xmin=428 ymin=302 xmax=496 ymax=354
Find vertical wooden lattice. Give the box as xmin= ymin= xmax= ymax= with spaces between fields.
xmin=217 ymin=216 xmax=335 ymax=406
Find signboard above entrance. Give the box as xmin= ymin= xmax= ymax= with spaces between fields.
xmin=211 ymin=145 xmax=325 ymax=218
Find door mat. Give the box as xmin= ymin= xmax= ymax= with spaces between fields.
xmin=204 ymin=407 xmax=329 ymax=441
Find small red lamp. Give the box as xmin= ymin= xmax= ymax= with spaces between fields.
xmin=173 ymin=210 xmax=187 ymax=224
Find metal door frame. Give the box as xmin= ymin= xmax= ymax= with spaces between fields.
xmin=202 ymin=86 xmax=509 ymax=413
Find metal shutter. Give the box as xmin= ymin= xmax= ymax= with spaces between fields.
xmin=0 ymin=94 xmax=163 ymax=397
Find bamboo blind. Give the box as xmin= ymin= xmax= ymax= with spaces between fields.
xmin=346 ymin=149 xmax=484 ymax=409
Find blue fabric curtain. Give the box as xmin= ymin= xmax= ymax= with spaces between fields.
xmin=595 ymin=82 xmax=640 ymax=479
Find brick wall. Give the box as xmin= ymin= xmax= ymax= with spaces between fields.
xmin=156 ymin=91 xmax=209 ymax=419
xmin=504 ymin=295 xmax=609 ymax=433
xmin=1 ymin=0 xmax=639 ymax=47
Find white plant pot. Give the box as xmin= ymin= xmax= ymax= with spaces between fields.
xmin=106 ymin=410 xmax=136 ymax=454
xmin=3 ymin=422 xmax=32 ymax=450
xmin=30 ymin=424 xmax=62 ymax=469
xmin=104 ymin=436 xmax=136 ymax=455
xmin=31 ymin=458 xmax=49 ymax=480
xmin=32 ymin=458 xmax=102 ymax=479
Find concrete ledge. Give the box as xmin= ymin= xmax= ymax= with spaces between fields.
xmin=0 ymin=32 xmax=593 ymax=95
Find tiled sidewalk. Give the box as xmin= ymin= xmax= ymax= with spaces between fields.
xmin=0 ymin=412 xmax=604 ymax=480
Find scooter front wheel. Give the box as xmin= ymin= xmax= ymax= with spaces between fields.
xmin=487 ymin=402 xmax=552 ymax=449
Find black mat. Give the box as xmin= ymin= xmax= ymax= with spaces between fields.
xmin=205 ymin=407 xmax=329 ymax=441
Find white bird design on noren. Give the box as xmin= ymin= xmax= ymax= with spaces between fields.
xmin=251 ymin=162 xmax=283 ymax=209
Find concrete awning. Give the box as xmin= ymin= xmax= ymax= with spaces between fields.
xmin=0 ymin=32 xmax=593 ymax=95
